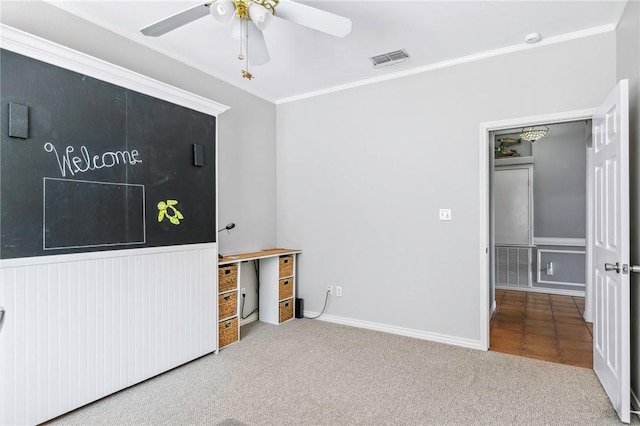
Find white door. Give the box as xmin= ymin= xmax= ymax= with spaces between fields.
xmin=592 ymin=79 xmax=630 ymax=423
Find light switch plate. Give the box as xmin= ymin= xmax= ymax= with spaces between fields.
xmin=439 ymin=209 xmax=452 ymax=221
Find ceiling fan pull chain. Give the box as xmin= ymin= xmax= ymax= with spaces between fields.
xmin=237 ymin=18 xmax=245 ymax=60
xmin=241 ymin=19 xmax=254 ymax=79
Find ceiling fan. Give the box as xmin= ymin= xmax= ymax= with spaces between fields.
xmin=140 ymin=0 xmax=352 ymax=80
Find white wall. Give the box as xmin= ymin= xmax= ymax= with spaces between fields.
xmin=615 ymin=0 xmax=640 ymax=413
xmin=276 ymin=34 xmax=616 ymax=344
xmin=0 ymin=0 xmax=277 ymax=255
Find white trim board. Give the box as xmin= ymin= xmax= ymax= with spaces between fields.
xmin=478 ymin=108 xmax=596 ymax=351
xmin=534 ymin=237 xmax=586 ymax=247
xmin=536 ymin=248 xmax=586 ymax=287
xmin=0 ymin=243 xmax=218 ymax=268
xmin=304 ymin=312 xmax=483 ymax=351
xmin=0 ymin=24 xmax=229 ymax=117
xmin=239 ymin=311 xmax=259 ymax=327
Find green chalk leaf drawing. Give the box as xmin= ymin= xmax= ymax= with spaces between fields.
xmin=157 ymin=199 xmax=184 ymax=225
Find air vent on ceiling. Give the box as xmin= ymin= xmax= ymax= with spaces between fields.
xmin=369 ymin=49 xmax=409 ymax=69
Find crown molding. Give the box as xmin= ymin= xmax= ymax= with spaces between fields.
xmin=276 ymin=24 xmax=616 ymax=105
xmin=0 ymin=24 xmax=230 ymax=116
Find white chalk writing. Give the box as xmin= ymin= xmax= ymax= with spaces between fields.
xmin=44 ymin=143 xmax=142 ymax=177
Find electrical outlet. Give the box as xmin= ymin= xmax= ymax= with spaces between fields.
xmin=336 ymin=286 xmax=342 ymax=297
xmin=241 ymin=288 xmax=246 ymax=295
xmin=327 ymin=285 xmax=333 ymax=295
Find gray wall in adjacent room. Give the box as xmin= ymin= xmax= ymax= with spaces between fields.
xmin=532 ymin=122 xmax=587 ymax=239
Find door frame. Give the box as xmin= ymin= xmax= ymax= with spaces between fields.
xmin=478 ymin=108 xmax=596 ymax=350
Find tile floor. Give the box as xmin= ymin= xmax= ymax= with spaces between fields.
xmin=490 ymin=289 xmax=593 ymax=368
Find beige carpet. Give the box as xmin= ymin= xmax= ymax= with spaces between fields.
xmin=47 ymin=319 xmax=637 ymax=425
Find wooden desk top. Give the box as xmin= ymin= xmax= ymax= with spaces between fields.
xmin=218 ymin=248 xmax=301 ymax=265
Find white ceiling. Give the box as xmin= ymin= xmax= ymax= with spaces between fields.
xmin=46 ymin=0 xmax=627 ymax=103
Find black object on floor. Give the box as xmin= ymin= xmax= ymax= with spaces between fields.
xmin=295 ymin=298 xmax=304 ymax=318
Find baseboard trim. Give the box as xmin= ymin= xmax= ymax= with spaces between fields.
xmin=303 ymin=312 xmax=483 ymax=350
xmin=239 ymin=312 xmax=259 ymax=327
xmin=496 ymin=285 xmax=585 ymax=297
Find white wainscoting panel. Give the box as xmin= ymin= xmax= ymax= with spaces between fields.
xmin=0 ymin=245 xmax=217 ymax=425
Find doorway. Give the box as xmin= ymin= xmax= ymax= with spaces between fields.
xmin=478 ymin=109 xmax=596 ymax=355
xmin=488 ymin=121 xmax=593 ymax=367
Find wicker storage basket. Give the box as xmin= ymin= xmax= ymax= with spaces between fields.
xmin=218 ymin=265 xmax=238 ymax=293
xmin=278 ymin=277 xmax=293 ymax=300
xmin=279 ymin=255 xmax=293 ymax=277
xmin=218 ymin=291 xmax=237 ymax=320
xmin=218 ymin=317 xmax=238 ymax=348
xmin=279 ymin=299 xmax=293 ymax=323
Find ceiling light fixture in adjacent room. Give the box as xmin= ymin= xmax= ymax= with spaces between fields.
xmin=520 ymin=125 xmax=549 ymax=142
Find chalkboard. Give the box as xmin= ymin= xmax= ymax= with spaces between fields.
xmin=0 ymin=49 xmax=217 ymax=259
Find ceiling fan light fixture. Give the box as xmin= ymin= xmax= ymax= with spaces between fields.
xmin=233 ymin=0 xmax=250 ymax=19
xmin=140 ymin=0 xmax=349 ymax=81
xmin=211 ymin=0 xmax=235 ymax=23
xmin=249 ymin=3 xmax=272 ymax=30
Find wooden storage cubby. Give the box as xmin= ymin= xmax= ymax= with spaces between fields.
xmin=217 ymin=264 xmax=239 ymax=349
xmin=218 ymin=264 xmax=238 ymax=292
xmin=278 ymin=277 xmax=294 ymax=300
xmin=218 ymin=317 xmax=238 ymax=348
xmin=279 ymin=255 xmax=294 ymax=277
xmin=279 ymin=299 xmax=294 ymax=323
xmin=218 ymin=249 xmax=301 ymax=340
xmin=218 ymin=292 xmax=238 ymax=320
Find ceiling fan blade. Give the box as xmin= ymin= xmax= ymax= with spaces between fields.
xmin=140 ymin=3 xmax=211 ymax=37
xmin=247 ymin=22 xmax=270 ymax=65
xmin=274 ymin=0 xmax=352 ymax=38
